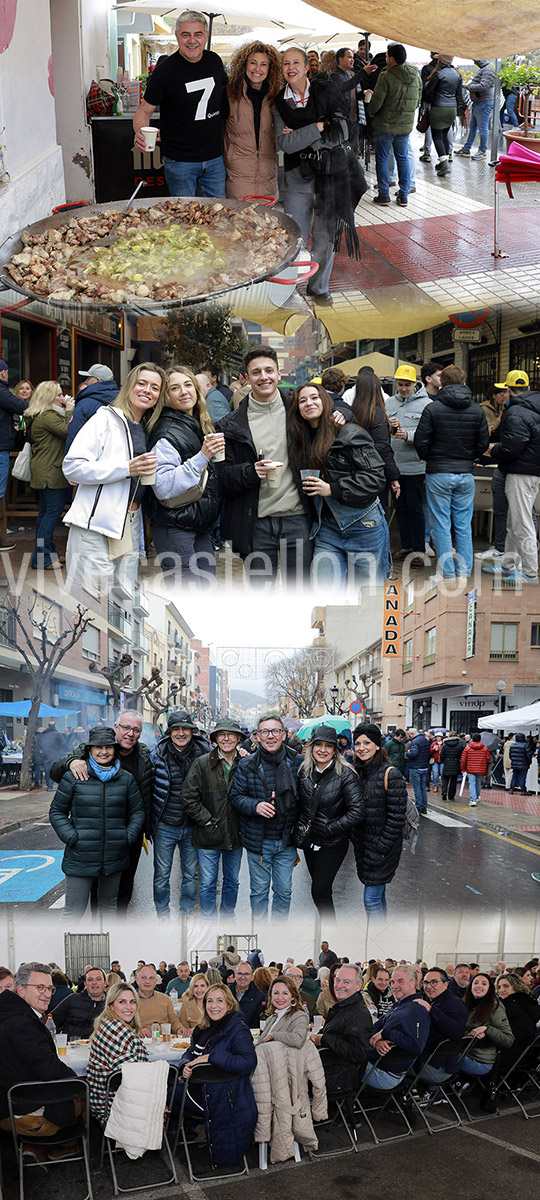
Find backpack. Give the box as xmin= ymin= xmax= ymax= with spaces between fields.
xmin=384 ymin=766 xmax=419 ymax=855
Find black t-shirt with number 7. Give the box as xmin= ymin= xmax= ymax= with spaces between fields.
xmin=144 ymin=49 xmax=228 ymax=162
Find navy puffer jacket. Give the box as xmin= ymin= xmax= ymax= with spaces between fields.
xmin=178 ymin=1012 xmax=257 ymax=1166
xmin=509 ymin=734 xmax=533 ymax=770
xmin=229 ymin=746 xmax=302 ymax=853
xmin=49 ymin=764 xmax=145 ymax=877
xmin=65 ymin=380 xmax=119 ymax=451
xmin=151 ymin=732 xmax=211 ymax=832
xmin=406 ymin=733 xmax=431 ymax=769
xmin=351 ymin=760 xmax=406 ymax=885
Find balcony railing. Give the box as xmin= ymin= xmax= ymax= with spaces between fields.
xmin=489 ymin=650 xmax=518 ymax=660
xmin=423 ymin=653 xmax=436 ymax=666
xmin=403 ymin=660 xmax=412 ymax=673
xmin=107 ymin=600 xmax=126 ymax=632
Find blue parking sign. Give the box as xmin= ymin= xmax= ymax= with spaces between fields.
xmin=0 ymin=852 xmax=65 ymax=901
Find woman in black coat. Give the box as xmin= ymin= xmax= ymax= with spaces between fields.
xmin=288 ymin=382 xmax=389 ymax=587
xmin=350 ymin=371 xmax=400 ymax=500
xmin=439 ymin=731 xmax=465 ymax=802
xmin=49 ymin=727 xmax=144 ymax=918
xmin=495 ymin=973 xmax=540 ymax=1074
xmin=146 ymin=366 xmax=224 ymax=584
xmin=297 ymin=724 xmax=363 ymax=917
xmin=351 ymin=723 xmax=407 ymax=916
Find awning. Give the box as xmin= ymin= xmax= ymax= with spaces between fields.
xmin=478 ymin=701 xmax=540 ymax=732
xmin=0 ymin=702 xmax=80 ymax=718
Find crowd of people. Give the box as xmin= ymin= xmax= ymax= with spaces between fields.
xmin=46 ymin=711 xmax=409 ymax=919
xmin=394 ymin=725 xmax=540 ymax=812
xmin=0 ymin=948 xmax=538 ymax=1167
xmin=3 ymin=344 xmax=538 ymax=588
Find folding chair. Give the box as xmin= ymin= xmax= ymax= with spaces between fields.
xmin=310 ymin=1050 xmax=358 ymax=1157
xmin=100 ymin=1065 xmax=178 ymax=1194
xmin=172 ymin=1063 xmax=250 ymax=1183
xmin=446 ymin=1054 xmax=499 ymax=1123
xmin=403 ymin=1036 xmax=477 ymax=1134
xmin=491 ymin=1032 xmax=540 ymax=1119
xmin=353 ymin=1048 xmax=419 ymax=1144
xmin=7 ymin=1078 xmax=93 ymax=1200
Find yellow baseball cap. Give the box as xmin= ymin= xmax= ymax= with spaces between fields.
xmin=495 ymin=369 xmax=529 ymax=388
xmin=394 ymin=364 xmax=417 ymax=382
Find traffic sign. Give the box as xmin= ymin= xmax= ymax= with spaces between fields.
xmin=0 ymin=852 xmax=64 ymax=902
xmin=350 ymin=700 xmax=363 ymax=714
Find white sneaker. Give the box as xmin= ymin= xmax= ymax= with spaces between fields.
xmin=469 ymin=800 xmax=478 ymax=807
xmin=476 ymin=547 xmax=503 ymax=561
xmin=425 ymin=543 xmax=435 ymax=557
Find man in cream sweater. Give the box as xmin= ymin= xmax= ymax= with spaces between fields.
xmin=218 ymin=346 xmax=312 ymax=584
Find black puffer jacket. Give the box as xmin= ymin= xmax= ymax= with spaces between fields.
xmin=297 ymin=761 xmax=364 ymax=848
xmin=414 ymin=385 xmax=489 ymax=473
xmin=501 ymin=991 xmax=540 ymax=1049
xmin=145 ymin=409 xmax=221 ymax=532
xmin=439 ymin=736 xmax=465 ymax=774
xmin=217 ymin=394 xmax=310 ymax=558
xmin=49 ymin=763 xmax=145 ymax=877
xmin=490 ymin=392 xmax=540 ymax=476
xmin=351 ymin=760 xmax=407 ymax=885
xmin=0 ymin=379 xmax=26 ymax=451
xmin=50 ymin=741 xmax=154 ymax=837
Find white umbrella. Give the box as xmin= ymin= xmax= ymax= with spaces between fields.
xmin=113 ymin=0 xmax=325 ymax=32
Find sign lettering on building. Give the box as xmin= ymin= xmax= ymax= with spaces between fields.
xmin=466 ymin=589 xmax=477 ymax=659
xmin=383 ymin=582 xmax=400 ymax=657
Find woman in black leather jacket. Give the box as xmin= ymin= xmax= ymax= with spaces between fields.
xmin=351 ymin=723 xmax=407 ymax=917
xmin=146 ymin=366 xmax=224 ymax=584
xmin=422 ymin=54 xmax=467 ymax=177
xmin=297 ymin=724 xmax=363 ymax=917
xmin=288 ymin=383 xmax=389 ymax=587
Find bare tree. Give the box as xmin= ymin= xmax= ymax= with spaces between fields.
xmin=89 ymin=656 xmax=188 ymax=729
xmin=0 ymin=594 xmax=90 ymax=791
xmin=265 ymin=649 xmax=325 ymax=718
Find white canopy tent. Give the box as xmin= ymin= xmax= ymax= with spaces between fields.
xmin=478 ymin=703 xmax=540 ymax=733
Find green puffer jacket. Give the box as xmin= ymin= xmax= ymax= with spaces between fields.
xmin=49 ymin=764 xmax=145 ymax=877
xmin=367 ymin=63 xmax=422 ymax=134
xmin=50 ymin=741 xmax=154 ymax=836
xmin=28 ymin=408 xmax=71 ymax=490
xmin=180 ymin=747 xmax=241 ymax=850
xmin=465 ymin=1001 xmax=514 ymax=1064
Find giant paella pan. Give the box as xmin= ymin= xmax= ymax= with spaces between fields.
xmin=0 ymin=196 xmax=312 ymax=313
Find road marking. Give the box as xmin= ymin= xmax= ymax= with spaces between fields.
xmin=465 ymin=885 xmax=482 ymax=894
xmin=0 ymin=851 xmax=64 ymax=901
xmin=478 ymin=827 xmax=540 ymax=856
xmin=463 ymin=1125 xmax=540 ymax=1163
xmin=424 ymin=811 xmax=470 ymax=828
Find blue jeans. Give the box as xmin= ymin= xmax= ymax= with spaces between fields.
xmin=363 ymin=884 xmax=387 ymax=915
xmin=501 ymin=92 xmax=520 ymax=127
xmin=418 ymin=1063 xmax=452 ymax=1085
xmin=248 ymin=513 xmax=312 ymax=585
xmin=388 ymin=139 xmax=416 ymax=187
xmin=362 ymin=1062 xmax=405 ymax=1089
xmin=153 ymin=822 xmax=198 ymax=916
xmin=196 ymin=847 xmax=243 ymax=917
xmin=462 ymin=100 xmax=493 ymax=154
xmin=426 ymin=472 xmax=475 ymax=578
xmin=468 ymin=773 xmax=482 ymax=801
xmin=32 ymin=486 xmax=71 ymax=567
xmin=432 ymin=762 xmax=441 ymax=787
xmin=0 ymin=451 xmax=10 ymax=501
xmin=460 ymin=1056 xmax=493 ymax=1076
xmin=246 ymin=838 xmax=297 ymax=919
xmin=311 ymin=503 xmax=391 ymax=587
xmin=163 ymin=155 xmax=226 ymax=198
xmin=374 ymin=131 xmax=410 ymax=199
xmin=510 ymin=768 xmax=528 ymax=791
xmin=410 ymin=768 xmax=428 ymax=813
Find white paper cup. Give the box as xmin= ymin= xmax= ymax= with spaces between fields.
xmin=266 ymin=461 xmax=284 ymax=488
xmin=57 ymin=1033 xmax=68 ymax=1055
xmin=141 ymin=126 xmax=158 ymax=151
xmin=140 ymin=469 xmax=157 ymax=486
xmin=212 ymin=446 xmax=226 ymax=462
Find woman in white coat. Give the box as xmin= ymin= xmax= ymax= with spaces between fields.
xmin=62 ymin=363 xmax=166 ymax=590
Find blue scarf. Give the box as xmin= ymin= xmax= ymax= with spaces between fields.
xmin=88 ymin=754 xmax=121 ymax=782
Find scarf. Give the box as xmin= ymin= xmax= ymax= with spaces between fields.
xmin=258 ymin=744 xmax=297 ymax=814
xmin=246 ymin=75 xmax=269 ymax=150
xmin=88 ymin=755 xmax=121 ymax=782
xmin=274 ymin=76 xmax=365 ymax=260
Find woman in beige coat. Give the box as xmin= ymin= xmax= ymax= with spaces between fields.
xmin=261 ymin=976 xmax=309 ymax=1047
xmin=177 ymin=973 xmax=208 ymax=1033
xmin=225 ymin=41 xmax=282 ymax=200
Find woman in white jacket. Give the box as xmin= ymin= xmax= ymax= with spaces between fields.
xmin=62 ymin=363 xmax=166 ymax=590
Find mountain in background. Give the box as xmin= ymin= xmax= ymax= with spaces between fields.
xmin=230 ymin=688 xmax=265 ymax=707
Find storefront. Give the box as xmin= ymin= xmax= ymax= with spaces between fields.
xmin=56 ymin=682 xmax=109 ymax=729
xmin=0 ymin=295 xmax=124 ymax=391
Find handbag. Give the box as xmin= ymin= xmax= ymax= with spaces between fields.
xmin=417 ymin=103 xmax=430 ymax=133
xmin=160 ymin=467 xmax=208 ymax=509
xmin=11 ymin=441 xmax=32 ymax=482
xmin=86 ymin=78 xmax=117 ymax=121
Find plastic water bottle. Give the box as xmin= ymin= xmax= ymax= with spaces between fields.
xmin=151 ymin=1022 xmax=160 ymax=1041
xmin=46 ymin=1016 xmax=57 ymax=1044
xmin=170 ymin=989 xmax=178 ymax=1005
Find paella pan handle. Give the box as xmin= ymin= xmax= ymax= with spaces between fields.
xmin=241 ymin=195 xmax=276 ymax=206
xmin=268 ymin=259 xmax=319 ymax=284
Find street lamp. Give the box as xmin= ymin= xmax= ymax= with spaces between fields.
xmin=329 ymin=685 xmax=339 ymax=715
xmin=495 ymin=679 xmax=506 ymax=714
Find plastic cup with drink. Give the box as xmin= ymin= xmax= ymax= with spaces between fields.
xmin=161 ymin=1023 xmax=171 ymax=1043
xmin=57 ymin=1033 xmax=68 ymax=1056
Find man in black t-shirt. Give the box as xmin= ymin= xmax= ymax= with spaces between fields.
xmin=133 ymin=9 xmax=227 ymax=197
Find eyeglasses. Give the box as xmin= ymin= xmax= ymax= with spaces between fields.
xmin=423 ymin=979 xmax=442 ymax=988
xmin=258 ymin=730 xmax=283 ymax=739
xmin=287 ymin=974 xmax=303 ymax=982
xmin=28 ymin=984 xmax=55 ymax=995
xmin=116 ymin=725 xmax=141 ymax=734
